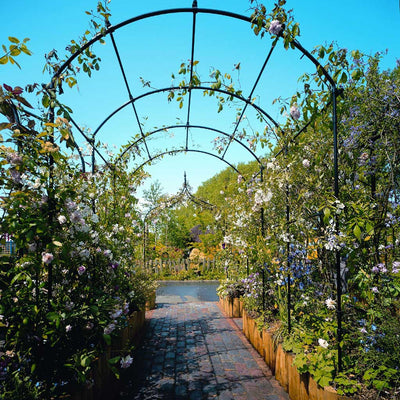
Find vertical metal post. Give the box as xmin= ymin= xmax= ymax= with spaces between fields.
xmin=143 ymin=220 xmax=146 ymax=270
xmin=112 ymin=169 xmax=117 ymax=221
xmin=260 ymin=166 xmax=265 ymax=237
xmin=332 ymin=86 xmax=342 ymax=371
xmin=47 ymin=99 xmax=55 ymax=309
xmin=262 ymin=267 xmax=266 ymax=312
xmin=285 ymin=146 xmax=291 ymax=333
xmin=91 ymin=133 xmax=96 ymax=213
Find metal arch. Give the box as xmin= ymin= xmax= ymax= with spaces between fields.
xmin=92 ymin=85 xmax=280 ymax=141
xmin=118 ymin=124 xmax=261 ymax=164
xmin=51 ymin=8 xmax=335 ymax=90
xmin=144 ymin=171 xmax=216 ymax=223
xmin=178 ymin=171 xmax=217 ymax=210
xmin=49 ymin=7 xmax=337 ymax=171
xmin=131 ymin=148 xmax=244 ymax=178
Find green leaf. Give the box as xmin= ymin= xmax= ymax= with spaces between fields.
xmin=323 ymin=207 xmax=331 ymax=224
xmin=8 ymin=36 xmax=20 ymax=44
xmin=46 ymin=311 xmax=59 ymax=321
xmin=339 ymin=72 xmax=348 ymax=84
xmin=10 ymin=272 xmax=23 ymax=285
xmin=103 ymin=334 xmax=111 ymax=345
xmin=108 ymin=356 xmax=120 ymax=365
xmin=80 ymin=355 xmax=92 ymax=367
xmin=42 ymin=95 xmax=50 ymax=108
xmin=353 ymin=225 xmax=362 ymax=240
xmin=9 ymin=47 xmax=21 ymax=57
xmin=365 ymin=222 xmax=374 ymax=235
xmin=0 ymin=56 xmax=8 ymax=65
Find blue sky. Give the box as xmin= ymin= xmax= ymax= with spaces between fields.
xmin=2 ymin=0 xmax=400 ymax=198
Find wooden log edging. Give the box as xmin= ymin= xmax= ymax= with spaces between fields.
xmin=218 ymin=296 xmax=243 ymax=318
xmin=71 ymin=309 xmax=146 ymax=400
xmin=242 ymin=309 xmax=350 ymax=400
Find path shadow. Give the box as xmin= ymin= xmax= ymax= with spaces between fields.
xmin=119 ymin=301 xmax=287 ymax=400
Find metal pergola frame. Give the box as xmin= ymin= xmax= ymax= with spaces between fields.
xmin=41 ymin=2 xmax=342 ymax=370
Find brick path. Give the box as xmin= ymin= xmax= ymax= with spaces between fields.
xmin=120 ymin=300 xmax=289 ymax=400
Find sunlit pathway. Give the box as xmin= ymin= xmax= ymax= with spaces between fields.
xmin=119 ymin=299 xmax=289 ymax=400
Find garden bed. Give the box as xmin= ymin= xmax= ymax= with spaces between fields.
xmin=70 ymin=310 xmax=146 ymax=400
xmin=242 ymin=310 xmax=350 ymax=400
xmin=219 ymin=296 xmax=243 ymax=318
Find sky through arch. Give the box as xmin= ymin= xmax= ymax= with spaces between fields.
xmin=1 ymin=0 xmax=400 ymax=199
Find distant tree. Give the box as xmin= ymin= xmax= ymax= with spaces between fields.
xmin=143 ymin=179 xmax=165 ymax=209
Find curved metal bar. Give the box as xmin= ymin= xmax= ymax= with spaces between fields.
xmin=50 ymin=8 xmax=336 ymax=93
xmin=51 ymin=8 xmax=259 ymax=84
xmin=118 ymin=124 xmax=261 ymax=164
xmin=132 ymin=148 xmax=244 ymax=177
xmin=92 ymin=84 xmax=280 ymax=139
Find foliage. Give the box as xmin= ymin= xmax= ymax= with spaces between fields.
xmin=191 ymin=41 xmax=400 ymax=397
xmin=216 ymin=279 xmax=245 ymax=299
xmin=0 ymin=5 xmax=157 ymax=399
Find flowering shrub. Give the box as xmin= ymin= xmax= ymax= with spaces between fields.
xmin=217 ymin=279 xmax=245 ymax=299
xmin=194 ymin=46 xmax=400 ymax=397
xmin=0 ymin=30 xmax=155 ymax=399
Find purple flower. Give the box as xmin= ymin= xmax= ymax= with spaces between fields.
xmin=372 ymin=287 xmax=379 ymax=294
xmin=268 ymin=20 xmax=283 ymax=35
xmin=10 ymin=169 xmax=22 ymax=184
xmin=120 ymin=355 xmax=133 ymax=369
xmin=392 ymin=261 xmax=400 ymax=274
xmin=373 ymin=263 xmax=388 ymax=274
xmin=28 ymin=243 xmax=37 ymax=252
xmin=371 ymin=265 xmax=380 ymax=274
xmin=78 ymin=265 xmax=86 ymax=275
xmin=290 ymin=105 xmax=301 ymax=120
xmin=104 ymin=323 xmax=116 ymax=335
xmin=7 ymin=152 xmax=23 ymax=165
xmin=42 ymin=252 xmax=54 ymax=265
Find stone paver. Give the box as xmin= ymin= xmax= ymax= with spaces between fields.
xmin=120 ymin=301 xmax=289 ymax=400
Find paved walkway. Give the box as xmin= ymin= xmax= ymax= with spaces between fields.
xmin=120 ymin=300 xmax=289 ymax=400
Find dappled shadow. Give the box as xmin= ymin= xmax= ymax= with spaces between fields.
xmin=119 ymin=301 xmax=289 ymax=400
